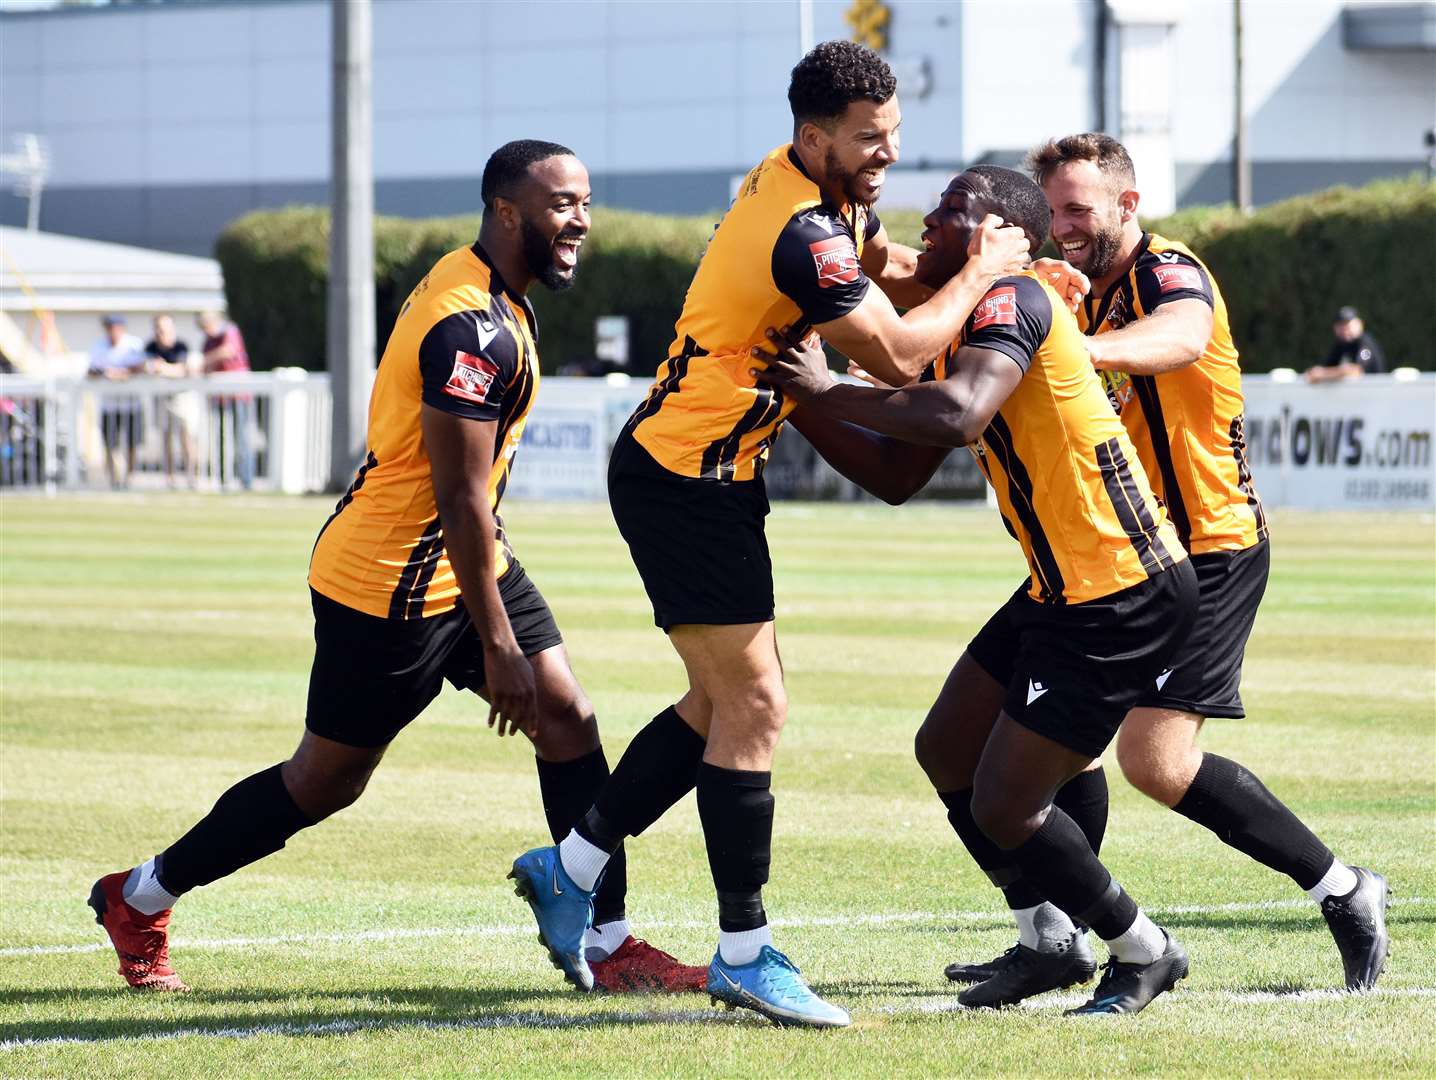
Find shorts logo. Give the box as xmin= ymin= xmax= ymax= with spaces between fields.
xmin=973 ymin=287 xmax=1018 ymax=330
xmin=809 ymin=236 xmax=860 ymax=288
xmin=1026 ymin=678 xmax=1049 ymax=705
xmin=1153 ymin=264 xmax=1204 ymax=293
xmin=1155 ymin=667 xmax=1175 ymax=690
xmin=444 ymin=350 xmax=498 ymax=404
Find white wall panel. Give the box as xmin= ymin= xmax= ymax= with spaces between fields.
xmin=611 ymin=39 xmax=739 ymax=105
xmin=45 ymin=124 xmax=147 ymax=185
xmin=374 ymin=112 xmax=485 ymax=178
xmin=254 ymin=58 xmax=330 ymax=123
xmin=487 ymin=107 xmax=612 ymax=170
xmin=39 ymin=65 xmax=147 ymax=129
xmin=149 ymin=121 xmax=256 ymax=184
xmin=483 ymin=0 xmax=609 ymax=47
xmin=609 ymin=1 xmax=739 ymax=41
xmin=39 ymin=11 xmax=146 ymax=67
xmin=0 ymin=18 xmax=42 ymax=73
xmin=144 ymin=63 xmax=254 ymax=124
xmin=0 ymin=72 xmax=43 ymax=131
xmin=250 ymin=2 xmax=328 ymax=60
xmin=613 ymin=104 xmax=737 ymax=169
xmin=372 ymin=0 xmax=487 ymax=56
xmin=374 ymin=53 xmax=488 ymax=117
xmin=253 ymin=119 xmax=326 ymax=182
xmin=144 ymin=6 xmax=256 ymax=62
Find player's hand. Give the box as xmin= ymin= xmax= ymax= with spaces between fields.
xmin=1030 ymin=257 xmax=1090 ymax=312
xmin=751 ymin=326 xmax=831 ymax=403
xmin=967 ymin=214 xmax=1030 ymax=280
xmin=847 ymin=360 xmax=884 ymax=387
xmin=1084 ymin=334 xmax=1111 ymax=372
xmin=482 ymin=642 xmax=537 ymax=738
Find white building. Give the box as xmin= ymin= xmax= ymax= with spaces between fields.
xmin=1 ymin=0 xmax=1432 ymax=255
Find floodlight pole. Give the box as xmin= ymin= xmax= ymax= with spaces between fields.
xmin=798 ymin=0 xmax=813 ymax=56
xmin=327 ymin=0 xmax=375 ymax=492
xmin=1232 ymin=0 xmax=1252 ymax=212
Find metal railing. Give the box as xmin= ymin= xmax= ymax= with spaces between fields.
xmin=0 ymin=370 xmax=332 ymax=493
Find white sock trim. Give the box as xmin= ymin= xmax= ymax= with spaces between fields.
xmin=1306 ymin=860 xmax=1360 ymax=902
xmin=1014 ymin=902 xmax=1077 ymax=952
xmin=123 ymin=857 xmax=178 ymax=916
xmin=557 ymin=831 xmax=608 ymax=894
xmin=718 ymin=924 xmax=772 ymax=966
xmin=584 ymin=917 xmax=632 ymax=961
xmin=1104 ymin=909 xmax=1165 ymax=965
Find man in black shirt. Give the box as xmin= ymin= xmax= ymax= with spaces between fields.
xmin=1305 ymin=307 xmax=1385 ymax=382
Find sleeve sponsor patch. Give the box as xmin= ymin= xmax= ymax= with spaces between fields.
xmin=444 ymin=350 xmax=499 ymax=404
xmin=972 ymin=287 xmax=1018 ymax=329
xmin=809 ymin=236 xmax=861 ymax=288
xmin=1153 ymin=264 xmax=1205 ymax=293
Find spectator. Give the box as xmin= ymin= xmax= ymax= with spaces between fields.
xmin=145 ymin=315 xmax=199 ymax=488
xmin=198 ymin=310 xmax=254 ymax=490
xmin=87 ymin=314 xmax=146 ymax=488
xmin=1305 ymin=307 xmax=1386 ymax=383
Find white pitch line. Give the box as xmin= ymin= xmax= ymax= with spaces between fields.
xmin=4 ymin=988 xmax=1435 ymax=1051
xmin=5 ymin=896 xmax=1431 ymax=959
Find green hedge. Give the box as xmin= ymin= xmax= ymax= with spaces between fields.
xmin=215 ymin=176 xmax=1434 ymax=374
xmin=1143 ymin=176 xmax=1435 ymax=372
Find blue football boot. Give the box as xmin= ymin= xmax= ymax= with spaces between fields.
xmin=706 ymin=944 xmax=851 ymax=1028
xmin=508 ymin=846 xmax=595 ymax=991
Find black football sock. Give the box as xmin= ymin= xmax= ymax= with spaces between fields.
xmin=938 ymin=788 xmax=1045 ymax=910
xmin=1054 ymin=765 xmax=1109 ymax=858
xmin=574 ymin=705 xmax=705 ymax=853
xmin=696 ymin=763 xmax=772 ymax=932
xmin=1172 ymin=753 xmax=1336 ymax=890
xmin=156 ymin=764 xmax=315 ymax=895
xmin=535 ymin=748 xmax=627 ymax=926
xmin=1004 ymin=807 xmax=1141 ymax=942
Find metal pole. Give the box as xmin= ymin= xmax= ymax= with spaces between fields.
xmin=327 ymin=0 xmax=374 ymax=492
xmin=798 ymin=0 xmax=813 ymax=57
xmin=1233 ymin=0 xmax=1251 ymax=212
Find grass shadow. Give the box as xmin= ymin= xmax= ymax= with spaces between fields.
xmin=0 ymin=984 xmax=746 ymax=1045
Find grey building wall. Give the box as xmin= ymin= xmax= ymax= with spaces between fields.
xmin=2 ymin=0 xmax=1430 ymax=256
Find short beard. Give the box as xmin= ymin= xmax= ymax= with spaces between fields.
xmin=1082 ymin=215 xmax=1125 ymax=282
xmin=823 ymin=146 xmax=877 ymax=209
xmin=520 ymin=218 xmax=577 ymax=292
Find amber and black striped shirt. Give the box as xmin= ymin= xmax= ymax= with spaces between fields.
xmin=309 ymin=243 xmax=538 ymax=619
xmin=1080 ymin=232 xmax=1267 ymax=555
xmin=928 ymin=273 xmax=1187 ymax=605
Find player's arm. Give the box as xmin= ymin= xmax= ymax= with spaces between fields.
xmin=1088 ymin=252 xmax=1214 ymax=375
xmin=759 ymin=333 xmax=1021 ymax=448
xmin=787 ymin=401 xmax=950 ymax=504
xmin=757 ymin=276 xmax=1046 ymax=448
xmin=417 ymin=313 xmax=536 ymax=738
xmin=859 ymin=221 xmax=934 ymax=310
xmin=814 ymin=216 xmax=1029 ymax=386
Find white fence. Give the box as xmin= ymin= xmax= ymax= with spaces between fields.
xmin=0 ymin=370 xmax=331 ymax=493
xmin=3 ymin=371 xmax=1431 ymax=510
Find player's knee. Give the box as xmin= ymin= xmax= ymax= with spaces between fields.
xmin=913 ymin=719 xmax=943 ymax=778
xmin=970 ymin=784 xmax=1044 ymax=850
xmin=282 ymin=758 xmax=374 ymax=821
xmin=531 ymin=697 xmax=599 ymax=759
xmin=1115 ymin=733 xmax=1179 ymax=805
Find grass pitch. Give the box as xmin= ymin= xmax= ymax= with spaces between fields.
xmin=1 ymin=495 xmax=1433 ymax=1078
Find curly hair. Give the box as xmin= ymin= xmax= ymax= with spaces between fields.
xmin=967 ymin=166 xmax=1053 ymax=256
xmin=481 ymin=139 xmax=575 ymax=211
xmin=1025 ymin=133 xmax=1136 ymax=191
xmin=788 ymin=40 xmax=896 ymax=131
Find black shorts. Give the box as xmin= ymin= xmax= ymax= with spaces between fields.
xmin=1133 ymin=539 xmax=1270 ymax=718
xmin=607 ymin=427 xmax=774 ymax=631
xmin=305 ymin=560 xmax=563 ymax=748
xmin=967 ymin=560 xmax=1198 ymax=758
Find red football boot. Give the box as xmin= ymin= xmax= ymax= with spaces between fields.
xmin=88 ymin=871 xmax=189 ymax=992
xmin=589 ymin=936 xmax=708 ymax=993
